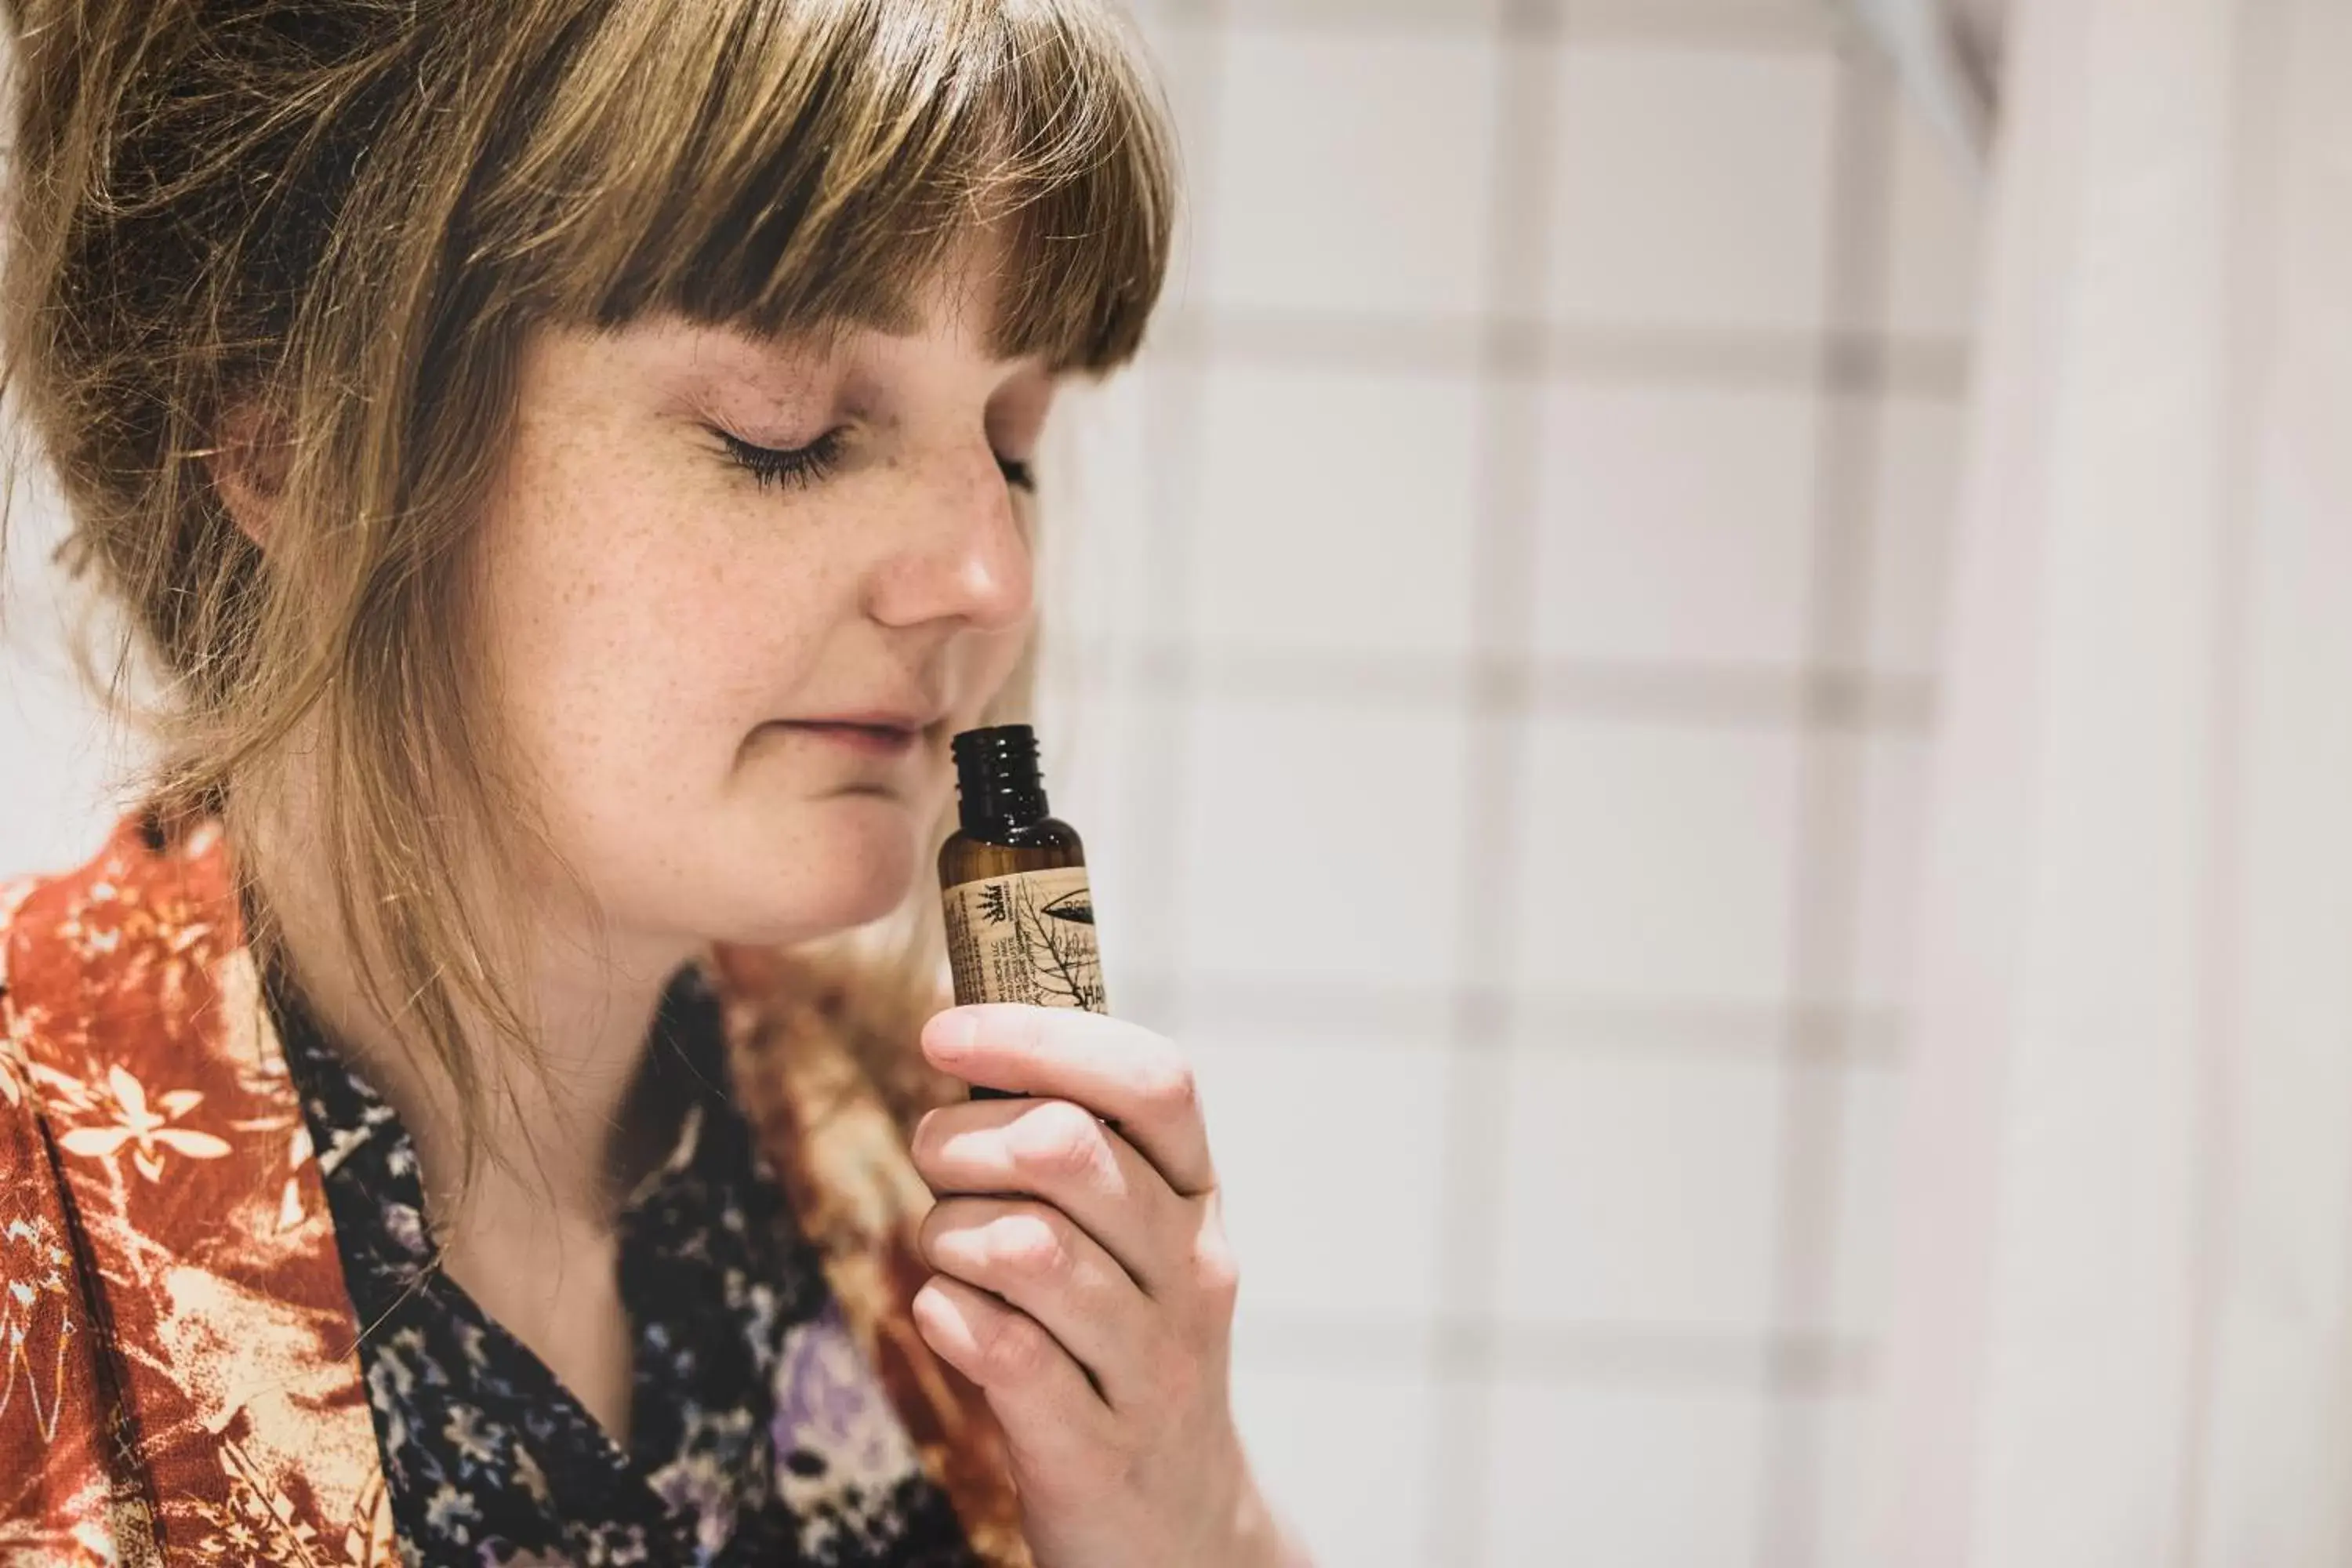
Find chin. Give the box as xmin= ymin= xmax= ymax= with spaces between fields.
xmin=707 ymin=794 xmax=925 ymax=945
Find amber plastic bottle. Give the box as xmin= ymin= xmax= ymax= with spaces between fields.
xmin=938 ymin=724 xmax=1109 ymax=1099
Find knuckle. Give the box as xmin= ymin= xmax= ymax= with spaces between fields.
xmin=978 ymin=1308 xmax=1051 ymax=1381
xmin=1195 ymin=1238 xmax=1241 ymax=1308
xmin=1016 ymin=1099 xmax=1105 ymax=1181
xmin=990 ymin=1208 xmax=1073 ymax=1280
xmin=1187 ymin=1214 xmax=1242 ymax=1317
xmin=1136 ymin=1054 xmax=1200 ymax=1119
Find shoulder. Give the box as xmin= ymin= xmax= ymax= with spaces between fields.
xmin=0 ymin=814 xmax=391 ymax=1556
xmin=0 ymin=810 xmax=257 ymax=1178
xmin=2 ymin=811 xmax=238 ymax=1057
xmin=2 ymin=811 xmax=232 ymax=955
xmin=0 ymin=815 xmax=242 ymax=1545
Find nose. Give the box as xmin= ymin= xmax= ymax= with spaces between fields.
xmin=862 ymin=442 xmax=1035 ymax=634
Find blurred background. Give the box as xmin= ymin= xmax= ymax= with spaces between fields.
xmin=1031 ymin=2 xmax=1974 ymax=1563
xmin=9 ymin=0 xmax=2351 ymax=1565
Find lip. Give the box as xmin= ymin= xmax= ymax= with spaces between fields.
xmin=800 ymin=709 xmax=942 ymax=731
xmin=769 ymin=710 xmax=944 ymax=759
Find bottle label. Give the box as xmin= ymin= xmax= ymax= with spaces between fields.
xmin=942 ymin=866 xmax=1109 ymax=1013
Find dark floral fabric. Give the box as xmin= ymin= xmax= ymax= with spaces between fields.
xmin=271 ymin=963 xmax=981 ymax=1568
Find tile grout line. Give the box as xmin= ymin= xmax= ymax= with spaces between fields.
xmin=1420 ymin=4 xmax=1562 ymax=1565
xmin=1752 ymin=43 xmax=1900 ymax=1568
xmin=1120 ymin=0 xmax=1230 ymax=1031
xmin=1093 ymin=645 xmax=1944 ymax=730
xmin=1156 ymin=308 xmax=1973 ymax=400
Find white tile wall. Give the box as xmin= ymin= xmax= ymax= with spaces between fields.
xmin=1127 ymin=12 xmax=1221 ymax=320
xmin=1036 ymin=369 xmax=1164 ymax=648
xmin=1191 ymin=361 xmax=1484 ymax=659
xmin=1176 ymin=699 xmax=1470 ymax=989
xmin=1222 ymin=0 xmax=1506 ymax=24
xmin=1490 ymin=1380 xmax=1766 ymax=1567
xmin=1042 ymin=6 xmax=1982 ymax=1565
xmin=1822 ymin=1056 xmax=1901 ymax=1340
xmin=1881 ymin=96 xmax=1984 ymax=339
xmin=1864 ymin=394 xmax=1969 ymax=680
xmin=1228 ymin=1358 xmax=1445 ymax=1568
xmin=1570 ymin=0 xmax=1836 ymax=37
xmin=1846 ymin=731 xmax=1931 ymax=1014
xmin=1497 ymin=1041 xmax=1783 ymax=1331
xmin=1798 ymin=1388 xmax=1874 ymax=1568
xmin=1205 ymin=25 xmax=1499 ymax=321
xmin=1536 ymin=380 xmax=1822 ymax=669
xmin=1548 ymin=45 xmax=1839 ymax=334
xmin=1512 ymin=718 xmax=1804 ymax=1006
xmin=1191 ymin=1025 xmax=1454 ymax=1323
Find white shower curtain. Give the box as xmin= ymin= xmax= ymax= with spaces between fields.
xmin=1863 ymin=0 xmax=2352 ymax=1562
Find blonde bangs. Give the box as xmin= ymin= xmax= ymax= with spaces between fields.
xmin=473 ymin=0 xmax=1177 ymax=371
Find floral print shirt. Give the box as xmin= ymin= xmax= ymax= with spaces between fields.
xmin=272 ymin=964 xmax=978 ymax=1568
xmin=0 ymin=814 xmax=1036 ymax=1567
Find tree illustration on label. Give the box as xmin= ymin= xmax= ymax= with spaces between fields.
xmin=944 ymin=866 xmax=1108 ymax=1013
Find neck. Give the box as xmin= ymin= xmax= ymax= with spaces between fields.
xmin=238 ymin=797 xmax=701 ymax=1232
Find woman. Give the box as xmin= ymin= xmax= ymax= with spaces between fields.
xmin=0 ymin=1 xmax=1309 ymax=1563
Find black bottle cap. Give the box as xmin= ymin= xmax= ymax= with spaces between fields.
xmin=952 ymin=724 xmax=1051 ymax=836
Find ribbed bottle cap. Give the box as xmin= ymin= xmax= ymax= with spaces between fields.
xmin=951 ymin=724 xmax=1051 ymax=835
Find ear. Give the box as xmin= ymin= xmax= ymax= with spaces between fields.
xmin=207 ymin=399 xmax=292 ymax=549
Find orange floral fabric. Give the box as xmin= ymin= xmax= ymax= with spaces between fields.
xmin=0 ymin=816 xmax=1031 ymax=1566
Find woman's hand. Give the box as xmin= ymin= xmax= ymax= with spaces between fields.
xmin=909 ymin=1004 xmax=1310 ymax=1568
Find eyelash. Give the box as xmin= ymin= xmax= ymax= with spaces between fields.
xmin=719 ymin=429 xmax=1038 ymax=495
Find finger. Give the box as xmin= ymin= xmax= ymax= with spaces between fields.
xmin=911 ymin=1272 xmax=1113 ymax=1464
xmin=911 ymin=1096 xmax=1189 ymax=1293
xmin=921 ymin=1005 xmax=1216 ymax=1197
xmin=919 ymin=1196 xmax=1159 ymax=1410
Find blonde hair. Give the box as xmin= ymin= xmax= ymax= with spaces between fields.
xmin=0 ymin=0 xmax=1174 ymax=1166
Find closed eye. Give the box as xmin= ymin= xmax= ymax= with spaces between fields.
xmin=720 ymin=427 xmax=847 ymax=492
xmin=720 ymin=427 xmax=1039 ymax=495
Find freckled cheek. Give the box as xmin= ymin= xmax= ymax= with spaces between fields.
xmin=530 ymin=590 xmax=864 ymax=821
xmin=535 ymin=592 xmax=762 ymax=771
xmin=483 ymin=501 xmax=773 ymax=797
